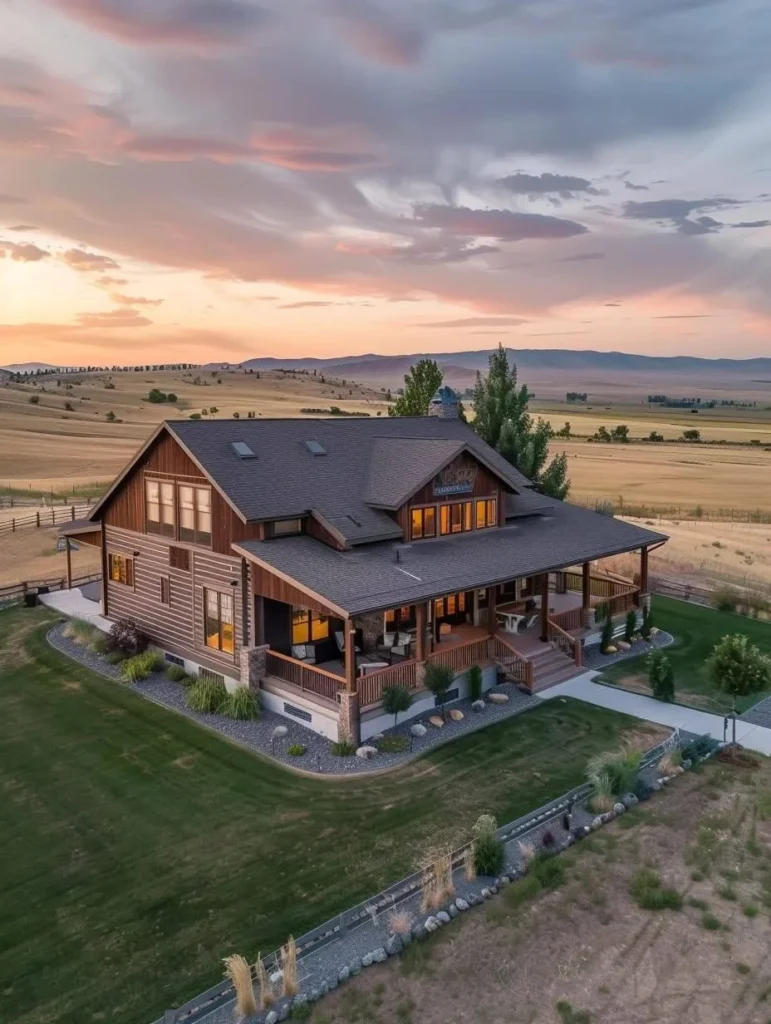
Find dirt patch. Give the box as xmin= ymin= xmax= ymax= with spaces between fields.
xmin=62 ymin=681 xmax=82 ymax=692
xmin=172 ymin=754 xmax=197 ymax=770
xmin=316 ymin=759 xmax=771 ymax=1024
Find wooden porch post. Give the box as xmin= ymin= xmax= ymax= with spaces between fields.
xmin=637 ymin=546 xmax=649 ymax=607
xmin=539 ymin=573 xmax=550 ymax=642
xmin=344 ymin=618 xmax=357 ymax=692
xmin=65 ymin=536 xmax=72 ymax=590
xmin=485 ymin=586 xmax=497 ymax=634
xmin=416 ymin=602 xmax=427 ymax=662
xmin=582 ymin=561 xmax=592 ymax=628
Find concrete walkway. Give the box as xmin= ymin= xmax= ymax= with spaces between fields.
xmin=538 ymin=671 xmax=771 ymax=756
xmin=38 ymin=586 xmax=111 ymax=632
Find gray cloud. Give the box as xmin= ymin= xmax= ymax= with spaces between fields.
xmin=499 ymin=172 xmax=601 ymax=199
xmin=413 ymin=205 xmax=589 ymax=241
xmin=653 ymin=313 xmax=714 ymax=319
xmin=559 ymin=251 xmax=605 ymax=262
xmin=733 ymin=219 xmax=771 ymax=228
xmin=624 ymin=180 xmax=650 ymax=191
xmin=7 ymin=224 xmax=37 ymax=231
xmin=0 ymin=239 xmax=49 ymax=261
xmin=623 ymin=197 xmax=742 ymax=221
xmin=417 ymin=316 xmax=529 ymax=329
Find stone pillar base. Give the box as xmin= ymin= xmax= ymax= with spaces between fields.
xmin=239 ymin=644 xmax=270 ymax=691
xmin=338 ymin=691 xmax=360 ymax=747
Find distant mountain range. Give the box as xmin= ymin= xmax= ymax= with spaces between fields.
xmin=224 ymin=349 xmax=771 ymax=388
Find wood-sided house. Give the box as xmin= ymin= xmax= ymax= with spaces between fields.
xmin=69 ymin=408 xmax=666 ymax=744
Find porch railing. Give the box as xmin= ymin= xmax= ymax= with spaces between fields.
xmin=596 ymin=586 xmax=639 ymax=620
xmin=426 ymin=636 xmax=491 ymax=674
xmin=358 ymin=660 xmax=419 ymax=708
xmin=547 ymin=619 xmax=583 ymax=667
xmin=549 ymin=605 xmax=584 ymax=632
xmin=490 ymin=633 xmax=534 ymax=689
xmin=265 ymin=651 xmax=343 ymax=703
xmin=563 ymin=569 xmax=636 ymax=600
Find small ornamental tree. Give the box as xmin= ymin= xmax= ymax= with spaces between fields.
xmin=640 ymin=605 xmax=653 ymax=640
xmin=601 ymin=608 xmax=614 ymax=653
xmin=382 ymin=684 xmax=413 ymax=729
xmin=707 ymin=634 xmax=771 ymax=716
xmin=624 ymin=609 xmax=638 ymax=643
xmin=424 ymin=662 xmax=454 ymax=720
xmin=648 ymin=649 xmax=675 ymax=702
xmin=468 ymin=664 xmax=483 ymax=702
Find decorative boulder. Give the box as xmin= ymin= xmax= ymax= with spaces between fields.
xmin=412 ymin=923 xmax=428 ymax=942
xmin=436 ymin=910 xmax=451 ymax=925
xmin=428 ymin=715 xmax=445 ymax=728
xmin=356 ymin=745 xmax=379 ymax=759
xmin=385 ymin=934 xmax=402 ymax=956
xmin=338 ymin=966 xmax=350 ymax=984
xmin=650 ymin=627 xmax=660 ymax=636
xmin=327 ymin=976 xmax=338 ymax=991
xmin=616 ymin=640 xmax=631 ymax=651
xmin=350 ymin=958 xmax=362 ymax=975
xmin=455 ymin=897 xmax=470 ymax=911
xmin=613 ymin=802 xmax=626 ymax=815
xmin=448 ymin=903 xmax=459 ymax=918
xmin=372 ymin=947 xmax=387 ymax=963
xmin=272 ymin=726 xmax=288 ymax=740
xmin=424 ymin=916 xmax=439 ymax=933
xmin=362 ymin=952 xmax=375 ymax=967
xmin=621 ymin=793 xmax=639 ymax=809
xmin=471 ymin=700 xmax=486 ymax=713
xmin=266 ymin=1012 xmax=279 ymax=1024
xmin=591 ymin=816 xmax=603 ymax=830
xmin=278 ymin=1003 xmax=290 ymax=1021
xmin=604 ymin=645 xmax=618 ymax=655
xmin=410 ymin=723 xmax=427 ymax=737
xmin=371 ymin=733 xmax=384 ymax=742
xmin=449 ymin=709 xmax=464 ymax=722
xmin=488 ymin=692 xmax=509 ymax=704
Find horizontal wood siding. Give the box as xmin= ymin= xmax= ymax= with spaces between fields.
xmin=102 ymin=427 xmax=263 ymax=554
xmin=104 ymin=524 xmax=244 ymax=677
xmin=396 ymin=451 xmax=503 ymax=534
xmin=250 ymin=563 xmax=340 ymax=616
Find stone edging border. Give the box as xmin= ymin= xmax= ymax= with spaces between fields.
xmin=154 ymin=732 xmax=719 ymax=1024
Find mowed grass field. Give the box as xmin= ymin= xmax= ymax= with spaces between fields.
xmin=0 ymin=367 xmax=390 ymax=493
xmin=602 ymin=596 xmax=771 ymax=712
xmin=0 ymin=607 xmax=659 ymax=1024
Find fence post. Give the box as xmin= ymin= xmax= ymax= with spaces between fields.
xmin=51 ymin=509 xmax=55 ymax=525
xmin=71 ymin=505 xmax=76 ymax=521
xmin=12 ymin=518 xmax=15 ymax=532
xmin=36 ymin=511 xmax=40 ymax=528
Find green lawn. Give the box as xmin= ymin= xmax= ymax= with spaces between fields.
xmin=1 ymin=608 xmax=658 ymax=1024
xmin=602 ymin=596 xmax=771 ymax=713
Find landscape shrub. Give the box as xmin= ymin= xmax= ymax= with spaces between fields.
xmin=711 ymin=585 xmax=740 ymax=613
xmin=587 ymin=744 xmax=642 ymax=798
xmin=504 ymin=873 xmax=542 ymax=910
xmin=120 ymin=651 xmax=163 ymax=683
xmin=640 ymin=606 xmax=653 ymax=640
xmin=468 ymin=664 xmax=483 ymax=702
xmin=63 ymin=617 xmax=97 ymax=645
xmin=187 ymin=677 xmax=227 ymax=713
xmin=330 ymin=740 xmax=356 ymax=756
xmin=630 ymin=868 xmax=682 ymax=910
xmin=624 ymin=609 xmax=637 ymax=643
xmin=89 ymin=631 xmax=110 ymax=655
xmin=221 ymin=685 xmax=260 ymax=720
xmin=424 ymin=662 xmax=454 ymax=718
xmin=648 ymin=649 xmax=675 ymax=702
xmin=600 ymin=610 xmax=614 ymax=653
xmin=707 ymin=633 xmax=771 ymax=713
xmin=473 ymin=813 xmax=504 ymax=877
xmin=381 ymin=684 xmax=413 ymax=728
xmin=287 ymin=744 xmax=306 ymax=757
xmin=107 ymin=618 xmax=149 ymax=657
xmin=166 ymin=664 xmax=188 ymax=682
xmin=680 ymin=733 xmax=717 ymax=762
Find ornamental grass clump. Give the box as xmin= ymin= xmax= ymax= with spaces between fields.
xmin=463 ymin=844 xmax=476 ymax=882
xmin=255 ymin=954 xmax=274 ymax=1009
xmin=63 ymin=617 xmax=97 ymax=645
xmin=387 ymin=910 xmax=413 ymax=936
xmin=630 ymin=868 xmax=682 ymax=911
xmin=473 ymin=814 xmax=504 ymax=877
xmin=280 ymin=937 xmax=298 ymax=997
xmin=221 ymin=685 xmax=260 ymax=720
xmin=586 ymin=742 xmax=642 ymax=801
xmin=120 ymin=650 xmax=164 ymax=683
xmin=420 ymin=850 xmax=455 ymax=911
xmin=223 ymin=954 xmax=256 ymax=1018
xmin=187 ymin=676 xmax=227 ymax=713
xmin=166 ymin=663 xmax=188 ymax=682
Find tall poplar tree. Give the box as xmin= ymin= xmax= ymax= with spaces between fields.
xmin=472 ymin=345 xmax=570 ymax=499
xmin=389 ymin=359 xmax=444 ymax=417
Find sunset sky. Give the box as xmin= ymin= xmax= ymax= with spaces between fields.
xmin=1 ymin=0 xmax=770 ymax=366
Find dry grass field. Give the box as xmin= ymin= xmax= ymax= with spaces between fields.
xmin=317 ymin=754 xmax=771 ymax=1024
xmin=0 ymin=528 xmax=101 ymax=587
xmin=0 ymin=367 xmax=389 ymax=494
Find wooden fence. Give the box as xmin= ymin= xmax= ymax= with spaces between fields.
xmin=0 ymin=503 xmax=92 ymax=536
xmin=573 ymin=497 xmax=771 ymax=524
xmin=0 ymin=572 xmax=102 ymax=605
xmin=264 ymin=651 xmax=343 ymax=703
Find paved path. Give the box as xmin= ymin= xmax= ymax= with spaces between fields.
xmin=538 ymin=671 xmax=771 ymax=756
xmin=39 ymin=586 xmax=111 ymax=632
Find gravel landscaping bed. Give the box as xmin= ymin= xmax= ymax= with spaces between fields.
xmin=583 ymin=629 xmax=673 ymax=671
xmin=48 ymin=622 xmax=540 ymax=775
xmin=740 ymin=695 xmax=771 ymax=728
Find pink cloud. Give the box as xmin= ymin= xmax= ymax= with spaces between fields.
xmin=0 ymin=240 xmax=49 ymax=261
xmin=119 ymin=135 xmax=253 ymax=163
xmin=62 ymin=248 xmax=121 ymax=272
xmin=413 ymin=204 xmax=589 ymax=241
xmin=48 ymin=0 xmax=270 ymax=48
xmin=108 ymin=291 xmax=164 ymax=306
xmin=76 ymin=307 xmax=153 ymax=328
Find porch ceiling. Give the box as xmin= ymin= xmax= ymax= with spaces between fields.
xmin=234 ymin=501 xmax=665 ymax=617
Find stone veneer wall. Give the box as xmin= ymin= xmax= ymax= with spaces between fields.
xmin=356 ymin=613 xmax=383 ymax=654
xmin=239 ymin=644 xmax=270 ymax=691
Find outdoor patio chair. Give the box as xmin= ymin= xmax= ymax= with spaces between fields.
xmin=334 ymin=630 xmax=361 ymax=657
xmin=291 ymin=643 xmax=316 ymax=664
xmin=522 ymin=614 xmax=538 ymax=632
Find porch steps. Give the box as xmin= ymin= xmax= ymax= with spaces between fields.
xmin=529 ymin=644 xmax=582 ymax=692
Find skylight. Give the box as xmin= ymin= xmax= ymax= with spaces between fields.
xmin=231 ymin=441 xmax=256 ymax=459
xmin=304 ymin=440 xmax=327 ymax=456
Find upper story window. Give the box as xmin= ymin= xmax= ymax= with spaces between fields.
xmin=410 ymin=495 xmax=498 ymax=541
xmin=146 ymin=479 xmax=175 ymax=536
xmin=179 ymin=484 xmax=212 ymax=546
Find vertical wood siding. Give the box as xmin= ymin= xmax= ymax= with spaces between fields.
xmin=395 ymin=452 xmax=503 ymax=535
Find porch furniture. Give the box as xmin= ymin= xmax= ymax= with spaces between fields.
xmin=291 ymin=643 xmax=317 ymax=664
xmin=335 ymin=630 xmax=361 ymax=656
xmin=359 ymin=660 xmax=390 ymax=677
xmin=523 ymin=614 xmax=539 ymax=632
xmin=439 ymin=622 xmax=452 ymax=637
xmin=496 ymin=610 xmax=525 ymax=633
xmin=375 ymin=631 xmax=413 ymax=663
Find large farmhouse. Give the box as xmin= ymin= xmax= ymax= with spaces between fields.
xmin=66 ymin=397 xmax=666 ymax=744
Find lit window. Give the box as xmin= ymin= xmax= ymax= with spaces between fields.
xmin=272 ymin=519 xmax=302 ymax=536
xmin=108 ymin=553 xmax=133 ymax=587
xmin=487 ymin=498 xmax=497 ymax=526
xmin=411 ymin=508 xmax=423 ymax=540
xmin=423 ymin=507 xmax=436 ymax=538
xmin=475 ymin=497 xmax=498 ymax=529
xmin=204 ymin=589 xmax=234 ymax=654
xmin=439 ymin=505 xmax=451 ymax=535
xmin=145 ymin=479 xmax=175 ymax=536
xmin=292 ymin=609 xmax=329 ymax=645
xmin=179 ymin=485 xmax=212 ymax=545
